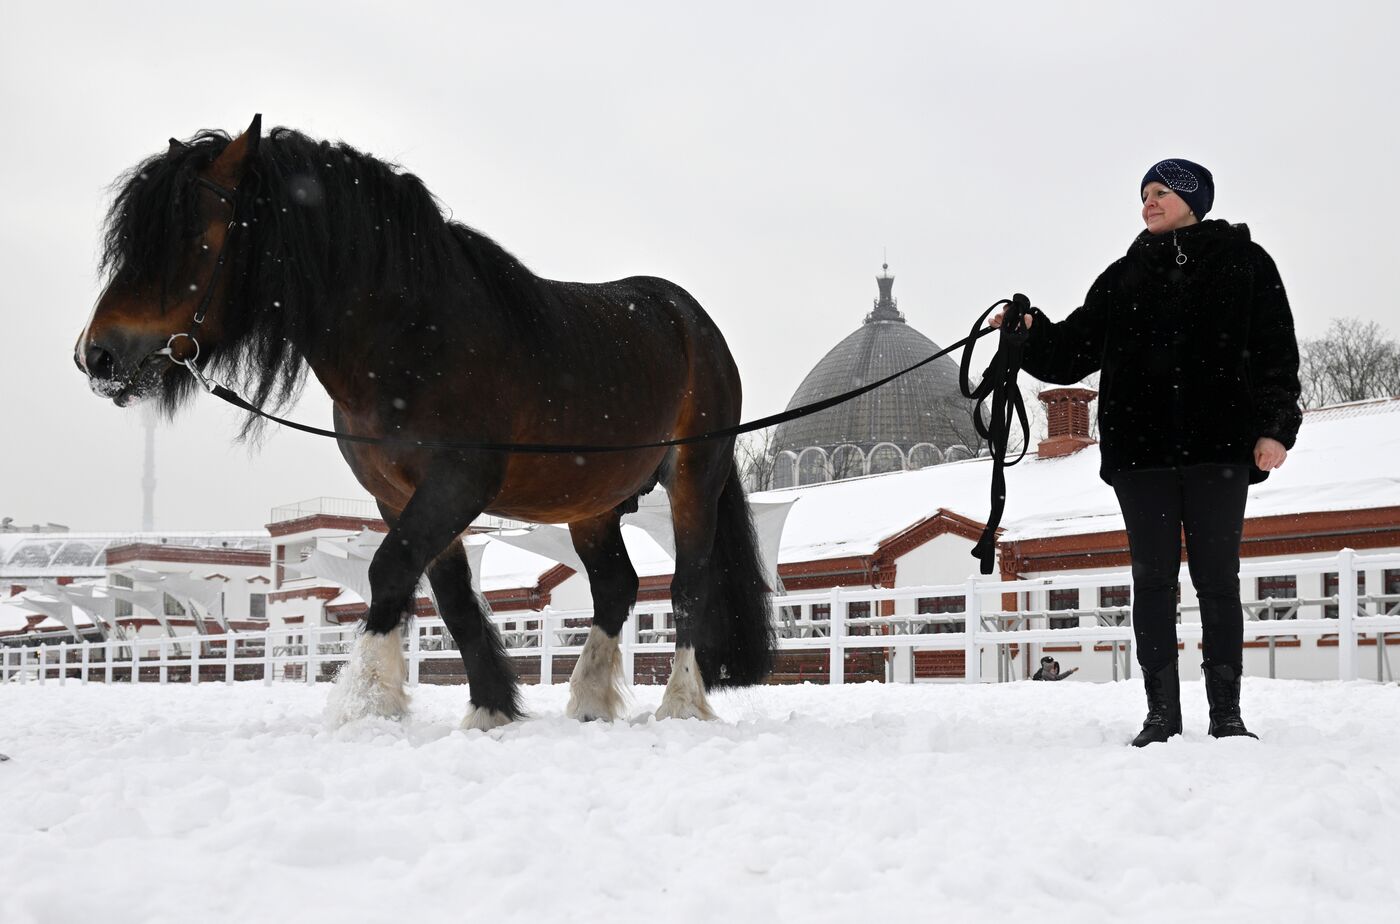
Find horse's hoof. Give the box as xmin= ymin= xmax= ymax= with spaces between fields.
xmin=566 ymin=693 xmax=622 ymax=722
xmin=565 ymin=626 xmax=627 ymax=722
xmin=461 ymin=705 xmax=513 ymax=732
xmin=566 ymin=701 xmax=615 ymax=723
xmin=655 ymin=647 xmax=716 ymax=720
xmin=325 ymin=629 xmax=410 ymax=726
xmin=653 ymin=699 xmax=717 ymax=721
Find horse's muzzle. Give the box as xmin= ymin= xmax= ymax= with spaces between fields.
xmin=76 ymin=331 xmax=168 ymax=405
xmin=80 ymin=343 xmax=115 ymax=380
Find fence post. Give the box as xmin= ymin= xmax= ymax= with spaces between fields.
xmin=964 ymin=577 xmax=982 ymax=683
xmin=538 ymin=607 xmax=554 ymax=686
xmin=39 ymin=643 xmax=48 ymax=685
xmin=105 ymin=641 xmax=114 ymax=684
xmin=224 ymin=633 xmax=235 ymax=685
xmin=407 ymin=622 xmax=420 ymax=687
xmin=59 ymin=642 xmax=68 ymax=686
xmin=131 ymin=639 xmax=140 ymax=684
xmin=621 ymin=610 xmax=637 ymax=685
xmin=263 ymin=628 xmax=275 ymax=686
xmin=306 ymin=628 xmax=317 ymax=685
xmin=190 ymin=635 xmax=201 ymax=686
xmin=828 ymin=586 xmax=845 ymax=685
xmin=1338 ymin=548 xmax=1359 ymax=681
xmin=81 ymin=642 xmax=90 ymax=686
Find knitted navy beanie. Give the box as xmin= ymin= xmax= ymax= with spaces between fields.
xmin=1141 ymin=159 xmax=1214 ymax=220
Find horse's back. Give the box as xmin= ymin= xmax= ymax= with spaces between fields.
xmin=547 ymin=274 xmax=740 ymax=404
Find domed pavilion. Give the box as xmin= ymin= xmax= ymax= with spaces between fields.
xmin=769 ymin=265 xmax=979 ymax=488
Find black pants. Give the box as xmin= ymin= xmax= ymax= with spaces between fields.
xmin=1112 ymin=464 xmax=1251 ymax=673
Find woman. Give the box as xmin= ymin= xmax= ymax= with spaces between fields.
xmin=991 ymin=158 xmax=1302 ymax=746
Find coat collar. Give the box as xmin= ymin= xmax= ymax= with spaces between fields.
xmin=1126 ymin=219 xmax=1251 ymax=276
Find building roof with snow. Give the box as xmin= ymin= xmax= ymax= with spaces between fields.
xmin=755 ymin=395 xmax=1400 ymax=559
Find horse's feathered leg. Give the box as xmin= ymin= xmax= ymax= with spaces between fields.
xmin=565 ymin=510 xmax=638 ymax=722
xmin=427 ymin=541 xmax=522 ymax=730
xmin=655 ymin=444 xmax=729 ymax=721
xmin=327 ymin=464 xmax=498 ymax=725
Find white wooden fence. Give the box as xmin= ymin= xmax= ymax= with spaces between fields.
xmin=4 ymin=549 xmax=1398 ymax=687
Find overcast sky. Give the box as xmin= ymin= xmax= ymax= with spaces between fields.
xmin=2 ymin=1 xmax=1394 ymax=533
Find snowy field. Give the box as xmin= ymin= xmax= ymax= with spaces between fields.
xmin=2 ymin=679 xmax=1397 ymax=923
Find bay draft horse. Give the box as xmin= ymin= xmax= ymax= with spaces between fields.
xmin=74 ymin=115 xmax=775 ymax=728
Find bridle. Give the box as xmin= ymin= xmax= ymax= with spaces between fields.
xmin=148 ymin=174 xmax=241 ymax=392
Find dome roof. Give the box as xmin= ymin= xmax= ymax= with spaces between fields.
xmin=773 ymin=267 xmax=975 ymax=455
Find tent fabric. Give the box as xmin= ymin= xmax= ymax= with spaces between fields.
xmin=17 ymin=593 xmax=80 ymax=637
xmin=106 ymin=586 xmax=174 ymax=635
xmin=50 ymin=584 xmax=120 ymax=638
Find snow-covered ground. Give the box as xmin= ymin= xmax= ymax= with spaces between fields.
xmin=2 ymin=679 xmax=1397 ymax=923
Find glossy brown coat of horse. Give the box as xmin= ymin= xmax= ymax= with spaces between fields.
xmin=76 ymin=116 xmax=774 ymax=725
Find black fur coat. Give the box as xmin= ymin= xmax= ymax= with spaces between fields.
xmin=1021 ymin=219 xmax=1302 ymax=484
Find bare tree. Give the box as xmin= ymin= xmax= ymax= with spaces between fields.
xmin=1299 ymin=318 xmax=1400 ymax=408
xmin=932 ymin=395 xmax=991 ymax=456
xmin=735 ymin=427 xmax=781 ymax=491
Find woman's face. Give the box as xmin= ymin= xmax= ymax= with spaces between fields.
xmin=1141 ymin=181 xmax=1197 ymax=234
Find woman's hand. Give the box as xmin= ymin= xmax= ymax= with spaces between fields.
xmin=1254 ymin=437 xmax=1287 ymax=471
xmin=987 ymin=309 xmax=1033 ymax=329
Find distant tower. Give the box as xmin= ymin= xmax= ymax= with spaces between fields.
xmin=141 ymin=409 xmax=157 ymax=531
xmin=868 ymin=262 xmax=905 ymax=323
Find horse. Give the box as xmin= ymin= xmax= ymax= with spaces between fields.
xmin=74 ymin=114 xmax=775 ymax=728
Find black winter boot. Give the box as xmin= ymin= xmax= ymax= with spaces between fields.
xmin=1203 ymin=663 xmax=1258 ymax=739
xmin=1131 ymin=662 xmax=1182 ymax=747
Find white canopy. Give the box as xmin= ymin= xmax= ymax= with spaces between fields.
xmin=15 ymin=591 xmax=81 ymax=638
xmin=106 ymin=586 xmax=173 ymax=635
xmin=49 ymin=583 xmax=121 ymax=638
xmin=486 ymin=490 xmax=798 ymax=592
xmin=289 ymin=529 xmax=439 ymax=606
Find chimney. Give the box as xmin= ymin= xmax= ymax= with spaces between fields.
xmin=1037 ymin=387 xmax=1097 ymax=458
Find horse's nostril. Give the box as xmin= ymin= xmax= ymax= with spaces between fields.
xmin=85 ymin=344 xmax=115 ymax=380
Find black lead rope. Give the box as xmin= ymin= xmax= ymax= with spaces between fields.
xmin=194 ymin=295 xmax=1032 ymax=573
xmin=204 ymin=310 xmax=1010 ymax=454
xmin=958 ymin=293 xmax=1033 ymax=574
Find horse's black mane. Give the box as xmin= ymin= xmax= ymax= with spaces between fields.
xmin=101 ymin=126 xmax=547 ymax=437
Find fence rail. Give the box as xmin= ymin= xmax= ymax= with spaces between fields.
xmin=5 ymin=549 xmax=1398 ymax=688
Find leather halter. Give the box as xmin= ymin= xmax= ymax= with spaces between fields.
xmin=158 ymin=175 xmax=240 ymax=384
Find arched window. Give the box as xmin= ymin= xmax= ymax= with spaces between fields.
xmin=797 ymin=447 xmax=830 ymax=485
xmin=945 ymin=443 xmax=974 ymax=463
xmin=771 ymin=451 xmax=798 ymax=489
xmin=907 ymin=443 xmax=942 ymax=470
xmin=866 ymin=442 xmax=906 ymax=475
xmin=830 ymin=444 xmax=865 ymax=481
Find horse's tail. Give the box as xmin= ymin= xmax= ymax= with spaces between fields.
xmin=695 ymin=465 xmax=777 ymax=689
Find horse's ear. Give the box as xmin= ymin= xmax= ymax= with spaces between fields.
xmin=245 ymin=113 xmax=262 ymax=156
xmin=208 ymin=113 xmax=263 ymax=188
xmin=168 ymin=137 xmax=186 ymax=154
